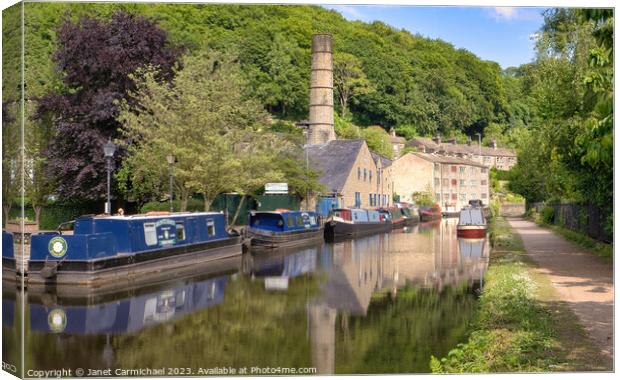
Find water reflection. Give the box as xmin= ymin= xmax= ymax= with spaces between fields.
xmin=5 ymin=218 xmax=489 ymax=374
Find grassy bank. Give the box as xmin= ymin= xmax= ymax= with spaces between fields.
xmin=430 ymin=216 xmax=609 ymax=373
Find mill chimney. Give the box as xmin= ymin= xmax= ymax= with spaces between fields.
xmin=491 ymin=139 xmax=497 ymax=149
xmin=467 ymin=137 xmax=472 ymax=146
xmin=389 ymin=127 xmax=396 ymax=137
xmin=432 ymin=134 xmax=441 ymax=145
xmin=307 ymin=34 xmax=336 ymax=145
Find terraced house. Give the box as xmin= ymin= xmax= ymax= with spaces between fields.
xmin=392 ymin=152 xmax=490 ymax=212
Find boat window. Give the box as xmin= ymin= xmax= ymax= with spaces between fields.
xmin=287 ymin=216 xmax=295 ymax=227
xmin=309 ymin=215 xmax=317 ymax=225
xmin=296 ymin=216 xmax=303 ymax=225
xmin=176 ymin=222 xmax=185 ymax=241
xmin=144 ymin=223 xmax=157 ymax=246
xmin=207 ymin=219 xmax=216 ymax=237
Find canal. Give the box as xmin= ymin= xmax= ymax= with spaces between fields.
xmin=3 ymin=218 xmax=490 ymax=375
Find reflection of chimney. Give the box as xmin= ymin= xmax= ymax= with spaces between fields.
xmin=308 ymin=302 xmax=336 ymax=375
xmin=432 ymin=134 xmax=441 ymax=144
xmin=491 ymin=139 xmax=497 ymax=149
xmin=389 ymin=127 xmax=396 ymax=137
xmin=308 ymin=34 xmax=336 ymax=145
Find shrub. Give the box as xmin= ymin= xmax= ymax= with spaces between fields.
xmin=140 ymin=198 xmax=204 ymax=213
xmin=540 ymin=206 xmax=555 ymax=224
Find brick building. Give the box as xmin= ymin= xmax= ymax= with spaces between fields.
xmin=392 ymin=152 xmax=490 ymax=212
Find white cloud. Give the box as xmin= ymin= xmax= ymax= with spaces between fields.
xmin=488 ymin=7 xmax=541 ymax=22
xmin=325 ymin=5 xmax=366 ymax=20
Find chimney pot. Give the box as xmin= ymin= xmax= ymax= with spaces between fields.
xmin=389 ymin=127 xmax=396 ymax=137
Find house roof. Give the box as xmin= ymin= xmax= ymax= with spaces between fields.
xmin=407 ymin=137 xmax=516 ymax=157
xmin=370 ymin=152 xmax=392 ymax=168
xmin=408 ymin=152 xmax=488 ymax=168
xmin=305 ymin=139 xmax=366 ymax=193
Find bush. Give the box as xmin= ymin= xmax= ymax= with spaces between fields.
xmin=540 ymin=206 xmax=555 ymax=224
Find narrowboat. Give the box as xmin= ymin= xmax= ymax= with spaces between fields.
xmin=24 ymin=212 xmax=242 ymax=288
xmin=2 ymin=230 xmax=16 ymax=277
xmin=419 ymin=204 xmax=442 ymax=221
xmin=383 ymin=207 xmax=406 ymax=228
xmin=396 ymin=202 xmax=420 ymax=225
xmin=324 ymin=208 xmax=391 ymax=238
xmin=456 ymin=207 xmax=488 ymax=238
xmin=244 ymin=211 xmax=324 ymax=249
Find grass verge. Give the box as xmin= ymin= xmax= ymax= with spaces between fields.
xmin=430 ymin=216 xmax=610 ymax=373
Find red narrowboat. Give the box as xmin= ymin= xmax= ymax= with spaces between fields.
xmin=456 ymin=207 xmax=487 ymax=238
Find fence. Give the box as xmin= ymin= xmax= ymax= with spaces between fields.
xmin=529 ymin=202 xmax=613 ymax=243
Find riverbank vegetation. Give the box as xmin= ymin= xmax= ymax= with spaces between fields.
xmin=430 ymin=216 xmax=609 ymax=373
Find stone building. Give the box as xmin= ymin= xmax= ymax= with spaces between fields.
xmin=391 ymin=152 xmax=490 ymax=212
xmin=306 ymin=139 xmax=392 ymax=209
xmin=406 ymin=136 xmax=517 ymax=170
xmin=388 ymin=128 xmax=406 ymax=158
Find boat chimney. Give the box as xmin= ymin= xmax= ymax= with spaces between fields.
xmin=308 ymin=34 xmax=336 ymax=145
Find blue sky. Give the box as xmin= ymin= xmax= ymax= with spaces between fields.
xmin=321 ymin=5 xmax=548 ymax=68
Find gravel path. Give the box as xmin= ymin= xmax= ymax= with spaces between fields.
xmin=507 ymin=218 xmax=613 ymax=366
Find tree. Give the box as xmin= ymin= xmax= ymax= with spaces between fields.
xmin=333 ymin=52 xmax=371 ymax=117
xmin=37 ymin=12 xmax=182 ymax=201
xmin=361 ymin=126 xmax=393 ymax=159
xmin=117 ymin=51 xmax=290 ymax=212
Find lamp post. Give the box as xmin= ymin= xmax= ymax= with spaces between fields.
xmin=302 ymin=129 xmax=310 ymax=211
xmin=166 ymin=154 xmax=175 ymax=213
xmin=103 ymin=138 xmax=117 ymax=214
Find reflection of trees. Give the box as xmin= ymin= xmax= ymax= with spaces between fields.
xmin=334 ymin=286 xmax=477 ymax=374
xmin=113 ymin=275 xmax=320 ymax=369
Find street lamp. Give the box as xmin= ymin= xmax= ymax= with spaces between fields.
xmin=103 ymin=138 xmax=117 ymax=214
xmin=166 ymin=154 xmax=175 ymax=213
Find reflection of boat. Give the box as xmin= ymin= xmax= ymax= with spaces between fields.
xmin=20 ymin=212 xmax=242 ymax=289
xmin=26 ymin=274 xmax=230 ymax=335
xmin=325 ymin=208 xmax=391 ymax=238
xmin=419 ymin=204 xmax=442 ymax=221
xmin=458 ymin=238 xmax=487 ymax=260
xmin=456 ymin=207 xmax=487 ymax=238
xmin=245 ymin=211 xmax=323 ymax=249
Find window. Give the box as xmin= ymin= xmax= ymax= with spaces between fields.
xmin=369 ymin=193 xmax=373 ymax=206
xmin=481 ymin=193 xmax=487 ymax=199
xmin=481 ymin=180 xmax=487 ymax=186
xmin=460 ymin=166 xmax=466 ymax=173
xmin=434 ymin=178 xmax=440 ymax=186
xmin=481 ymin=168 xmax=488 ymax=174
xmin=460 ymin=179 xmax=465 ymax=187
xmin=364 ymin=168 xmax=367 ymax=181
xmin=460 ymin=193 xmax=467 ymax=201
xmin=451 ymin=193 xmax=457 ymax=200
xmin=377 ymin=170 xmax=380 ymax=184
xmin=434 ymin=163 xmax=440 ymax=171
xmin=176 ymin=222 xmax=185 ymax=241
xmin=144 ymin=223 xmax=157 ymax=246
xmin=471 ymin=193 xmax=477 ymax=200
xmin=369 ymin=170 xmax=372 ymax=183
xmin=207 ymin=219 xmax=216 ymax=237
xmin=451 ymin=165 xmax=457 ymax=173
xmin=443 ymin=193 xmax=449 ymax=200
xmin=296 ymin=216 xmax=303 ymax=225
xmin=287 ymin=216 xmax=295 ymax=227
xmin=358 ymin=167 xmax=361 ymax=180
xmin=435 ymin=193 xmax=441 ymax=201
xmin=442 ymin=178 xmax=449 ymax=186
xmin=355 ymin=192 xmax=361 ymax=207
xmin=451 ymin=179 xmax=457 ymax=186
xmin=470 ymin=180 xmax=476 ymax=186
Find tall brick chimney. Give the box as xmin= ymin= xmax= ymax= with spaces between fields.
xmin=307 ymin=34 xmax=336 ymax=145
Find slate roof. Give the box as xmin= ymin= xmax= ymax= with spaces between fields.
xmin=305 ymin=139 xmax=366 ymax=193
xmin=407 ymin=137 xmax=516 ymax=157
xmin=409 ymin=152 xmax=488 ymax=168
xmin=370 ymin=152 xmax=392 ymax=168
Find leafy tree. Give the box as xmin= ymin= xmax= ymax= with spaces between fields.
xmin=333 ymin=52 xmax=371 ymax=117
xmin=412 ymin=185 xmax=435 ymax=207
xmin=118 ymin=51 xmax=300 ymax=212
xmin=36 ymin=12 xmax=182 ymax=201
xmin=361 ymin=126 xmax=393 ymax=159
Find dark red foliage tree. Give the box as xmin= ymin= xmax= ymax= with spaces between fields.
xmin=38 ymin=12 xmax=182 ymax=200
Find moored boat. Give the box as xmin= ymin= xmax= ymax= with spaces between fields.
xmin=419 ymin=204 xmax=442 ymax=221
xmin=324 ymin=208 xmax=391 ymax=238
xmin=396 ymin=202 xmax=420 ymax=225
xmin=2 ymin=230 xmax=16 ymax=277
xmin=456 ymin=207 xmax=488 ymax=238
xmin=383 ymin=206 xmax=406 ymax=228
xmin=21 ymin=212 xmax=242 ymax=288
xmin=245 ymin=210 xmax=323 ymax=249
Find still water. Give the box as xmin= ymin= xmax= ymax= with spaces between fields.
xmin=3 ymin=218 xmax=489 ymax=375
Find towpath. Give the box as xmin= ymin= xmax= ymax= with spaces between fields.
xmin=507 ymin=218 xmax=614 ymax=367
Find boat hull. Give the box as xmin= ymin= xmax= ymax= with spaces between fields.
xmin=325 ymin=220 xmax=391 ymax=239
xmin=420 ymin=212 xmax=442 ymax=222
xmin=390 ymin=218 xmax=407 ymax=228
xmin=22 ymin=236 xmax=243 ymax=290
xmin=456 ymin=226 xmax=487 ymax=238
xmin=245 ymin=226 xmax=324 ymax=249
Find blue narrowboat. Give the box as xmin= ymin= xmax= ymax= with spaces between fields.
xmin=23 ymin=212 xmax=242 ymax=288
xmin=2 ymin=230 xmax=16 ymax=278
xmin=244 ymin=211 xmax=324 ymax=249
xmin=324 ymin=208 xmax=391 ymax=239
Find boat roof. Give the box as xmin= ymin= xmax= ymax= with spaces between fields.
xmin=89 ymin=211 xmax=224 ymax=220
